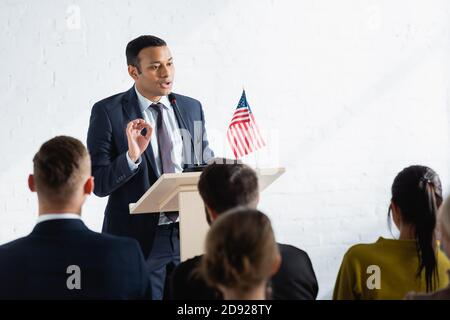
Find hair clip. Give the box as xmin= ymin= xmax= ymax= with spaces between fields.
xmin=419 ymin=177 xmax=433 ymax=189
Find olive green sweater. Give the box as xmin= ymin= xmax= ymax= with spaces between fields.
xmin=333 ymin=237 xmax=450 ymax=300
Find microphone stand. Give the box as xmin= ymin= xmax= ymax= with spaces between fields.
xmin=169 ymin=93 xmax=207 ymax=173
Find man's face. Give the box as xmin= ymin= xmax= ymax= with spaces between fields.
xmin=131 ymin=45 xmax=174 ymax=99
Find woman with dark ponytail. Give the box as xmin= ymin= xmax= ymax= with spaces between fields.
xmin=333 ymin=165 xmax=450 ymax=299
xmin=405 ymin=193 xmax=450 ymax=299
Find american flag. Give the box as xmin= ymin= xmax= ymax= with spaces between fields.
xmin=227 ymin=90 xmax=265 ymax=158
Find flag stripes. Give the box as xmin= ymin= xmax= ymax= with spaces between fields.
xmin=227 ymin=90 xmax=265 ymax=158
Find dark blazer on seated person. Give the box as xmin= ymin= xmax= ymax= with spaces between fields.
xmin=0 ymin=219 xmax=152 ymax=299
xmin=170 ymin=243 xmax=318 ymax=300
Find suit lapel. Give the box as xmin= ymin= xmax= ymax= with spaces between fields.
xmin=122 ymin=87 xmax=159 ymax=177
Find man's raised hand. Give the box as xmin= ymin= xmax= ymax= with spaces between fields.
xmin=126 ymin=119 xmax=153 ymax=162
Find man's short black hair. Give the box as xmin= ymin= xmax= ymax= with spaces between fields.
xmin=126 ymin=35 xmax=167 ymax=69
xmin=198 ymin=159 xmax=259 ymax=214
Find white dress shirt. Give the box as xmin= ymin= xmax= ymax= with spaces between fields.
xmin=130 ymin=86 xmax=183 ymax=225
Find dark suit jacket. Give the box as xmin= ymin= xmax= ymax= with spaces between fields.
xmin=0 ymin=219 xmax=151 ymax=299
xmin=271 ymin=244 xmax=319 ymax=300
xmin=87 ymin=86 xmax=213 ymax=258
xmin=170 ymin=243 xmax=318 ymax=300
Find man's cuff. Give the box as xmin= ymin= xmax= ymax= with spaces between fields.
xmin=126 ymin=152 xmax=141 ymax=171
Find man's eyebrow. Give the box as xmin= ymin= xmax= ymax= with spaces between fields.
xmin=148 ymin=57 xmax=173 ymax=65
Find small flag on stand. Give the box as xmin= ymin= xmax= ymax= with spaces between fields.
xmin=227 ymin=90 xmax=265 ymax=158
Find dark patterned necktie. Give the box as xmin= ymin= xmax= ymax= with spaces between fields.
xmin=149 ymin=102 xmax=178 ymax=222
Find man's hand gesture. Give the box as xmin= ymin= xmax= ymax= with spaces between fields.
xmin=126 ymin=119 xmax=152 ymax=162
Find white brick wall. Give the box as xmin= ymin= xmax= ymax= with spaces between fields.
xmin=1 ymin=0 xmax=450 ymax=299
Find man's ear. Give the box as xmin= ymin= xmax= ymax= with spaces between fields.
xmin=28 ymin=174 xmax=36 ymax=192
xmin=84 ymin=176 xmax=94 ymax=195
xmin=391 ymin=201 xmax=402 ymax=229
xmin=205 ymin=205 xmax=219 ymax=222
xmin=128 ymin=65 xmax=139 ymax=81
xmin=251 ymin=193 xmax=260 ymax=209
xmin=270 ymin=253 xmax=282 ymax=277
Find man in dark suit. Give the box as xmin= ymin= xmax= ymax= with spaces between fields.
xmin=170 ymin=160 xmax=319 ymax=300
xmin=87 ymin=35 xmax=213 ymax=299
xmin=0 ymin=136 xmax=151 ymax=299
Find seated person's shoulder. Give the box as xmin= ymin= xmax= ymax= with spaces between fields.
xmin=0 ymin=236 xmax=29 ymax=250
xmin=278 ymin=243 xmax=309 ymax=256
xmin=83 ymin=229 xmax=142 ymax=254
xmin=277 ymin=243 xmax=313 ymax=265
xmin=345 ymin=241 xmax=379 ymax=257
xmin=0 ymin=237 xmax=31 ymax=263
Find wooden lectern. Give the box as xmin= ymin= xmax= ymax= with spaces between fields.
xmin=129 ymin=167 xmax=285 ymax=261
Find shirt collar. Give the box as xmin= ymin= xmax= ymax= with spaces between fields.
xmin=134 ymin=85 xmax=171 ymax=113
xmin=37 ymin=213 xmax=81 ymax=225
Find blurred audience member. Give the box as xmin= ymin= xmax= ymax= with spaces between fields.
xmin=201 ymin=208 xmax=280 ymax=300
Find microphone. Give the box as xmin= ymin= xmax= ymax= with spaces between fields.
xmin=168 ymin=93 xmax=206 ymax=172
